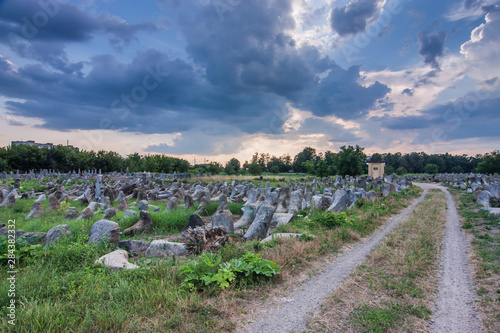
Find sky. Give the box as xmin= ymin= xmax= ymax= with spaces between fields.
xmin=0 ymin=0 xmax=499 ymax=165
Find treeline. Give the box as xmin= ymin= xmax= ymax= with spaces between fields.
xmin=2 ymin=143 xmax=499 ymax=176
xmin=0 ymin=145 xmax=189 ymax=173
xmin=203 ymin=146 xmax=499 ymax=176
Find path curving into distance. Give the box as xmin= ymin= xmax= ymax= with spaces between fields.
xmin=239 ymin=187 xmax=430 ymax=333
xmin=429 ymin=184 xmax=484 ymax=333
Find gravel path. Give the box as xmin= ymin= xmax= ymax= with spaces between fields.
xmin=239 ymin=188 xmax=430 ymax=333
xmin=430 ymin=184 xmax=483 ymax=333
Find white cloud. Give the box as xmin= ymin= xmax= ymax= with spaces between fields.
xmin=460 ymin=10 xmax=500 ymax=92
xmin=446 ymin=0 xmax=498 ymax=21
xmin=360 ymin=55 xmax=466 ymax=118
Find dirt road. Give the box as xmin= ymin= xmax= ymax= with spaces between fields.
xmin=428 ymin=184 xmax=483 ymax=333
xmin=239 ymin=189 xmax=429 ymax=333
xmin=239 ymin=183 xmax=483 ymax=333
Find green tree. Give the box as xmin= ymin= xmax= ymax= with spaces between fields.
xmin=293 ymin=147 xmax=316 ymax=173
xmin=0 ymin=157 xmax=8 ymax=171
xmin=396 ymin=166 xmax=407 ymax=175
xmin=385 ymin=165 xmax=395 ymax=175
xmin=224 ymin=158 xmax=240 ymax=175
xmin=425 ymin=154 xmax=444 ymax=172
xmin=279 ymin=154 xmax=292 ymax=172
xmin=302 ymin=160 xmax=316 ymax=174
xmin=251 ymin=152 xmax=259 ymax=165
xmin=267 ymin=156 xmax=284 ymax=172
xmin=424 ymin=163 xmax=439 ymax=174
xmin=451 ymin=166 xmax=464 ymax=173
xmin=125 ymin=153 xmax=142 ymax=172
xmin=258 ymin=153 xmax=270 ymax=170
xmin=7 ymin=145 xmax=47 ymax=171
xmin=370 ymin=153 xmax=383 ymax=163
xmin=314 ymin=159 xmax=329 ymax=177
xmin=207 ymin=162 xmax=222 ymax=175
xmin=476 ymin=151 xmax=500 ymax=174
xmin=248 ymin=163 xmax=263 ymax=175
xmin=269 ymin=166 xmax=280 ymax=174
xmin=336 ymin=145 xmax=366 ymax=176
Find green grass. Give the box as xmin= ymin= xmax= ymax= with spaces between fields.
xmin=307 ymin=189 xmax=444 ymax=332
xmin=0 ymin=193 xmax=244 ymax=240
xmin=451 ymin=189 xmax=500 ymax=332
xmin=0 ymin=179 xmax=423 ymax=332
xmin=276 ymin=185 xmax=423 ymax=245
xmin=349 ymin=302 xmax=431 ymax=333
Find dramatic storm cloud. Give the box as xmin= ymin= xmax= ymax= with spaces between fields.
xmin=0 ymin=0 xmax=499 ymax=159
xmin=329 ymin=0 xmax=386 ymax=36
xmin=417 ymin=30 xmax=446 ymax=69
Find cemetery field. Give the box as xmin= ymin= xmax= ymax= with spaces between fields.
xmin=0 ymin=176 xmax=424 ymax=332
xmin=452 ymin=189 xmax=500 ymax=332
xmin=189 ymin=173 xmax=316 ymax=186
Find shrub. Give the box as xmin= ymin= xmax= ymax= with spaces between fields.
xmin=179 ymin=252 xmax=280 ymax=291
xmin=0 ymin=236 xmax=43 ymax=266
xmin=385 ymin=165 xmax=395 ymax=175
xmin=59 ymin=201 xmax=71 ymax=212
xmin=424 ymin=163 xmax=439 ymax=175
xmin=396 ymin=167 xmax=407 ymax=176
xmin=40 ymin=234 xmax=109 ymax=272
xmin=311 ymin=211 xmax=349 ymax=229
xmin=248 ymin=163 xmax=263 ymax=176
xmin=296 ymin=209 xmax=308 ymax=216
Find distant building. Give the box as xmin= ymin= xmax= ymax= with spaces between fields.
xmin=11 ymin=140 xmax=54 ymax=149
xmin=11 ymin=140 xmax=79 ymax=151
xmin=368 ymin=162 xmax=385 ymax=178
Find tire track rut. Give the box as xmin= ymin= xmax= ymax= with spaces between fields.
xmin=430 ymin=185 xmax=483 ymax=333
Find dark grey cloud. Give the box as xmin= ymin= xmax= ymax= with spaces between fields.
xmin=484 ymin=77 xmax=498 ymax=86
xmin=8 ymin=39 xmax=84 ymax=75
xmin=402 ymin=88 xmax=414 ymax=96
xmin=482 ymin=4 xmax=500 ymax=12
xmin=330 ymin=0 xmax=385 ymax=36
xmin=293 ymin=66 xmax=390 ymax=119
xmin=417 ymin=30 xmax=446 ymax=69
xmin=379 ymin=94 xmax=500 ymax=141
xmin=1 ymin=116 xmax=25 ymax=126
xmin=0 ymin=0 xmax=389 ymax=146
xmin=0 ymin=0 xmax=95 ymax=42
xmin=97 ymin=12 xmax=157 ymax=50
xmin=0 ymin=0 xmax=157 ymax=64
xmin=162 ymin=0 xmax=389 ymax=119
xmin=0 ymin=0 xmax=156 ymax=43
xmin=0 ymin=49 xmax=288 ymax=135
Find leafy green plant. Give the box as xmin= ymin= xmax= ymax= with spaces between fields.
xmin=179 ymin=252 xmax=280 ymax=291
xmin=463 ymin=222 xmax=473 ymax=229
xmin=311 ymin=211 xmax=349 ymax=229
xmin=296 ymin=209 xmax=309 ymax=216
xmin=40 ymin=234 xmax=110 ymax=272
xmin=299 ymin=234 xmax=315 ymax=242
xmin=58 ymin=201 xmax=71 ymax=212
xmin=0 ymin=236 xmax=43 ymax=265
